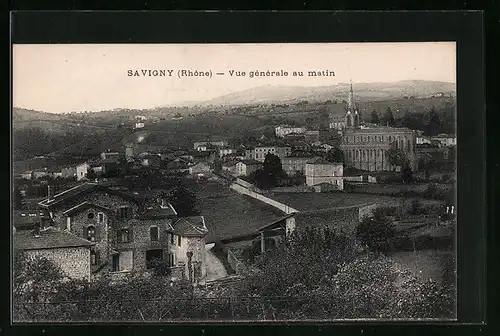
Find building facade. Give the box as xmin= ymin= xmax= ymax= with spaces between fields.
xmin=338 ymin=83 xmax=417 ymax=171
xmin=275 ymin=125 xmax=306 ymax=138
xmin=305 ymin=157 xmax=344 ymax=189
xmin=235 ymin=160 xmax=263 ymax=177
xmin=37 ymin=183 xmax=208 ymax=281
xmin=245 ymin=146 xmax=292 ymax=162
xmin=281 ymin=156 xmax=319 ymax=176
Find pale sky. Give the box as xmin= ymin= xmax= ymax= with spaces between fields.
xmin=13 ymin=42 xmax=456 ymax=113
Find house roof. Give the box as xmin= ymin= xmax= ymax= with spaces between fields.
xmin=13 ymin=210 xmax=50 ymax=230
xmin=62 ymin=201 xmax=112 ymax=216
xmin=306 ymin=157 xmax=333 ymax=165
xmin=14 ymin=227 xmax=94 ymax=251
xmin=222 ymin=160 xmax=238 ymax=168
xmin=140 ymin=202 xmax=177 ymax=219
xmin=172 ymin=216 xmax=208 ymax=237
xmin=238 ymin=159 xmax=262 ymax=166
xmin=38 ymin=183 xmax=144 ymax=208
xmin=344 ymin=126 xmax=414 ymax=134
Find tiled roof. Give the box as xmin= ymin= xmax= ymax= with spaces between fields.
xmin=344 ymin=126 xmax=414 ymax=134
xmin=62 ymin=201 xmax=111 ymax=216
xmin=141 ymin=202 xmax=177 ymax=219
xmin=172 ymin=216 xmax=208 ymax=237
xmin=13 ymin=210 xmax=50 ymax=230
xmin=238 ymin=159 xmax=262 ymax=166
xmin=38 ymin=183 xmax=144 ymax=208
xmin=222 ymin=160 xmax=238 ymax=168
xmin=14 ymin=227 xmax=94 ymax=251
xmin=306 ymin=157 xmax=333 ymax=165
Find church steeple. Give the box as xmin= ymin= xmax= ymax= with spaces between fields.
xmin=345 ymin=80 xmax=361 ymax=129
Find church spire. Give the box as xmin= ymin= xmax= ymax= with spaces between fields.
xmin=348 ymin=79 xmax=354 ymax=110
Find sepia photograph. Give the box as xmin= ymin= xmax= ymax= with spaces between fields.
xmin=12 ymin=42 xmax=457 ymax=322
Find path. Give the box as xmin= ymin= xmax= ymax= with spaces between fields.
xmin=204 ymin=243 xmax=229 ymax=281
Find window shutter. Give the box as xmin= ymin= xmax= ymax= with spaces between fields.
xmin=128 ymin=227 xmax=133 ymax=242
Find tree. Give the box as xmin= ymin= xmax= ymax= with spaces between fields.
xmin=167 ymin=182 xmax=199 ymax=216
xmin=370 ymin=109 xmax=380 ymax=124
xmin=386 ymin=147 xmax=407 ymax=168
xmin=382 ymin=107 xmax=396 ymax=126
xmin=325 ymin=148 xmax=344 ymax=163
xmin=425 ymin=107 xmax=442 ymax=136
xmin=356 ymin=208 xmax=396 ymax=253
xmin=13 ymin=185 xmax=25 ymax=210
xmin=401 ymin=161 xmax=413 ymax=184
xmin=87 ymin=169 xmax=98 ymax=180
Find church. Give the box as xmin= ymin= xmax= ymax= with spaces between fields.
xmin=338 ymin=83 xmax=418 ymax=172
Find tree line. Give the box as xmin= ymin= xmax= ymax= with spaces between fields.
xmin=369 ymin=105 xmax=455 ymax=136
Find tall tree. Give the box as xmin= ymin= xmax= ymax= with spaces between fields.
xmin=370 ymin=109 xmax=380 ymax=124
xmin=425 ymin=107 xmax=442 ymax=136
xmin=382 ymin=107 xmax=396 ymax=127
xmin=167 ymin=182 xmax=199 ymax=216
xmin=325 ymin=148 xmax=345 ymax=163
xmin=386 ymin=147 xmax=407 ymax=168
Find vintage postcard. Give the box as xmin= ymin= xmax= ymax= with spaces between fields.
xmin=12 ymin=43 xmax=457 ymax=322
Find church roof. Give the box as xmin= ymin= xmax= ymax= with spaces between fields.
xmin=343 ymin=126 xmax=414 ymax=134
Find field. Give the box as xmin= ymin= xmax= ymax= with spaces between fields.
xmin=269 ymin=192 xmax=443 ymax=212
xmin=197 ymin=182 xmax=286 ymax=242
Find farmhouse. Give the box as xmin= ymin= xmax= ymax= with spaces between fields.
xmin=36 ymin=182 xmax=208 ymax=282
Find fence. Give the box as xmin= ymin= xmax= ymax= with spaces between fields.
xmin=12 ymin=296 xmax=322 ymax=322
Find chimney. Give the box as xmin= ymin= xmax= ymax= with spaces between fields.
xmin=47 ymin=185 xmax=54 ymax=201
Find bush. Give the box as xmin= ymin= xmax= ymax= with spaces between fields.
xmin=356 ymin=210 xmax=397 ymax=253
xmin=148 ymin=258 xmax=172 ymax=277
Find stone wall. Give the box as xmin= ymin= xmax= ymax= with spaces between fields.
xmin=230 ymin=183 xmax=298 ymax=214
xmin=25 ymin=247 xmax=91 ymax=281
xmin=68 ymin=205 xmax=110 ymax=268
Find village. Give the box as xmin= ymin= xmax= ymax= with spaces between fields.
xmin=13 ymin=84 xmax=457 ymax=321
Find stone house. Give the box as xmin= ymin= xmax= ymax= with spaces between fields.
xmin=282 ymin=156 xmax=319 ymax=176
xmin=189 ymin=162 xmax=212 ymax=179
xmin=305 ymin=157 xmax=344 ymax=190
xmin=61 ymin=166 xmax=77 ymax=179
xmin=14 ymin=226 xmax=94 ymax=281
xmin=245 ymin=146 xmax=292 ymax=162
xmin=37 ymin=183 xmax=208 ymax=281
xmin=221 ymin=161 xmax=238 ymax=176
xmin=76 ymin=162 xmax=90 ymax=181
xmin=21 ymin=171 xmax=33 ymax=180
xmin=235 ymin=159 xmax=263 ymax=177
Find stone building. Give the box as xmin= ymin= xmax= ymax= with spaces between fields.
xmin=305 ymin=157 xmax=344 ymax=190
xmin=338 ymin=83 xmax=417 ymax=171
xmin=281 ymin=156 xmax=320 ymax=176
xmin=235 ymin=159 xmax=263 ymax=177
xmin=245 ymin=146 xmax=292 ymax=162
xmin=14 ymin=226 xmax=94 ymax=281
xmin=275 ymin=125 xmax=306 ymax=138
xmin=37 ymin=182 xmax=208 ymax=281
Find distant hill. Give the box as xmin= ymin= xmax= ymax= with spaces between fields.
xmin=197 ymin=80 xmax=456 ymax=106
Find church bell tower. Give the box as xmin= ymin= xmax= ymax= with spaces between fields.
xmin=345 ymin=80 xmax=361 ymax=129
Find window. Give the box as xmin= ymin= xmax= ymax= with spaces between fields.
xmin=119 ymin=229 xmax=131 ymax=243
xmin=178 ymin=235 xmax=182 ymax=247
xmin=90 ymin=250 xmax=97 ymax=265
xmin=150 ymin=226 xmax=159 ymax=241
xmin=86 ymin=226 xmax=96 ymax=242
xmin=170 ymin=233 xmax=175 ymax=245
xmin=119 ymin=207 xmax=131 ymax=219
xmin=88 ymin=212 xmax=95 ymax=219
xmin=98 ymin=212 xmax=104 ymax=224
